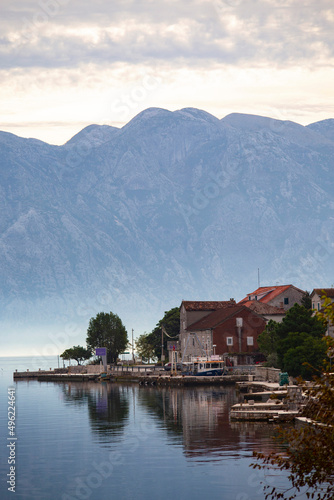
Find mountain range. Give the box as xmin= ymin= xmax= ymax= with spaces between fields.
xmin=1 ymin=107 xmax=334 ymax=353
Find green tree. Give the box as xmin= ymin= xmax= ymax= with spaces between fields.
xmin=301 ymin=290 xmax=312 ymax=309
xmin=276 ymin=303 xmax=326 ymax=340
xmin=253 ymin=339 xmax=334 ymax=500
xmin=275 ymin=304 xmax=327 ymax=377
xmin=86 ymin=312 xmax=128 ymax=364
xmin=135 ymin=333 xmax=157 ymax=363
xmin=257 ymin=320 xmax=280 ymax=363
xmin=258 ymin=305 xmax=327 ymax=376
xmin=281 ymin=333 xmax=327 ymax=378
xmin=60 ymin=345 xmax=92 ymax=365
xmin=145 ymin=307 xmax=180 ymax=360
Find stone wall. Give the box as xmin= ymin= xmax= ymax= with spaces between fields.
xmin=87 ymin=364 xmax=108 ymax=374
xmin=269 ymin=286 xmax=305 ymax=311
xmin=254 ymin=366 xmax=281 ymax=383
xmin=67 ymin=365 xmax=86 ymax=373
xmin=67 ymin=364 xmax=109 ymax=374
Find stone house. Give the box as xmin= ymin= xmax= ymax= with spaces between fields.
xmin=179 ymin=300 xmax=236 ymax=361
xmin=310 ymin=288 xmax=334 ymax=337
xmin=181 ymin=304 xmax=266 ymax=365
xmin=310 ymin=288 xmax=334 ymax=311
xmin=238 ymin=284 xmax=305 ymax=311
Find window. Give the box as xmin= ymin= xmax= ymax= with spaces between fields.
xmin=284 ymin=297 xmax=289 ymax=305
xmin=227 ymin=337 xmax=233 ymax=346
xmin=247 ymin=337 xmax=254 ymax=346
xmin=318 ymin=303 xmax=320 ymax=311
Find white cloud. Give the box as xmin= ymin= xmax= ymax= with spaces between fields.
xmin=0 ymin=0 xmax=333 ymax=69
xmin=0 ymin=0 xmax=333 ymax=142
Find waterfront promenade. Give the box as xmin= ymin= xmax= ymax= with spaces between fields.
xmin=13 ymin=367 xmax=251 ymax=386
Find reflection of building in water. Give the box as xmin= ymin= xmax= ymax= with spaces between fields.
xmin=181 ymin=387 xmax=236 ymax=457
xmin=137 ymin=385 xmax=275 ymax=458
xmin=181 ymin=388 xmax=226 ymax=436
xmin=165 ymin=387 xmax=278 ymax=459
xmin=229 ymin=420 xmax=279 ymax=456
xmin=61 ymin=382 xmax=279 ymax=460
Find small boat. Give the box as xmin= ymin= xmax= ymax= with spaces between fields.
xmin=183 ymin=357 xmax=226 ymax=376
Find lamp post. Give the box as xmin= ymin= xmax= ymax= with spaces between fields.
xmin=161 ymin=326 xmax=165 ymax=362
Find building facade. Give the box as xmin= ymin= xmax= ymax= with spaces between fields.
xmin=181 ymin=304 xmax=266 ymax=365
xmin=238 ymin=285 xmax=305 ymax=311
xmin=310 ymin=288 xmax=334 ymax=337
xmin=179 ymin=300 xmax=235 ymax=360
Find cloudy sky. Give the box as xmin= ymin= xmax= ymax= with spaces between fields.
xmin=0 ymin=0 xmax=333 ymax=144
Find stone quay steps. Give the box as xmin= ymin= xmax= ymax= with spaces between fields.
xmin=230 ymin=399 xmax=301 ymax=422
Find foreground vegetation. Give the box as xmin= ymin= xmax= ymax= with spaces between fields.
xmin=253 ymin=293 xmax=334 ymax=500
xmin=253 ymin=357 xmax=334 ymax=500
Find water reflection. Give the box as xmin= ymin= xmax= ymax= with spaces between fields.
xmin=2 ymin=359 xmax=302 ymax=500
xmin=136 ymin=385 xmax=281 ymax=460
xmin=57 ymin=381 xmax=282 ymax=461
xmin=60 ymin=381 xmax=130 ymax=438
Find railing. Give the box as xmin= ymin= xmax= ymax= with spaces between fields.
xmin=110 ymin=365 xmax=257 ymax=375
xmin=110 ymin=365 xmax=163 ymax=373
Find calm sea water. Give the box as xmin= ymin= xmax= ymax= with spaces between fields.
xmin=0 ymin=357 xmax=307 ymax=500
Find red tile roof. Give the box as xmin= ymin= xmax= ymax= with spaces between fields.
xmin=181 ymin=300 xmax=235 ymax=311
xmin=244 ymin=301 xmax=285 ymax=315
xmin=238 ymin=285 xmax=304 ymax=305
xmin=312 ymin=288 xmax=334 ymax=298
xmin=186 ymin=305 xmax=247 ymax=330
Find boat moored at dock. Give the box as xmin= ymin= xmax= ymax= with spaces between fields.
xmin=183 ymin=357 xmax=227 ymax=376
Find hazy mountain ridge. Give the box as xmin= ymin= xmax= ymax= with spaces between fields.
xmin=1 ymin=108 xmax=334 ymax=337
xmin=307 ymin=119 xmax=334 ymax=142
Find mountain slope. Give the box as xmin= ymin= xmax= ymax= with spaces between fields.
xmin=307 ymin=118 xmax=334 ymax=142
xmin=1 ymin=108 xmax=334 ymax=353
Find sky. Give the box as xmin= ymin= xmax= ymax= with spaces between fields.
xmin=0 ymin=0 xmax=334 ymax=145
xmin=1 ymin=0 xmax=334 ymax=357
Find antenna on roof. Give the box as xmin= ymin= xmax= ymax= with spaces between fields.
xmin=258 ymin=268 xmax=260 ymax=288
